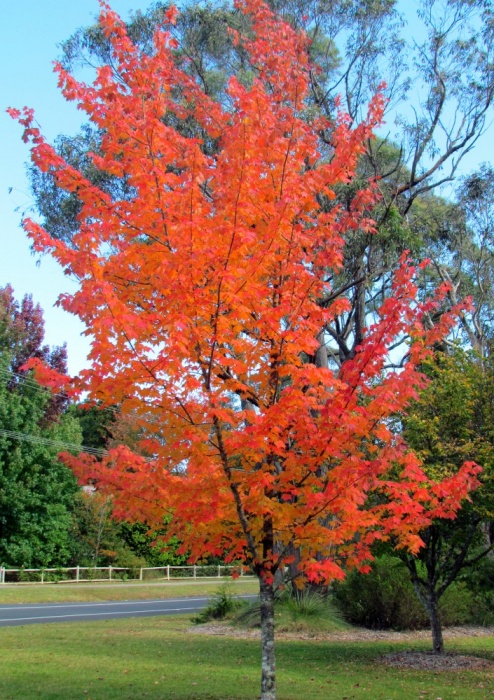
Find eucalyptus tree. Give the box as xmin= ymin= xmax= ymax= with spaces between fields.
xmin=27 ymin=1 xmax=494 ymax=368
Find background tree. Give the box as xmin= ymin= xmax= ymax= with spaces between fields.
xmin=70 ymin=400 xmax=117 ymax=450
xmin=120 ymin=519 xmax=189 ymax=567
xmin=0 ymin=286 xmax=82 ymax=567
xmin=401 ymin=348 xmax=494 ymax=653
xmin=0 ymin=284 xmax=70 ymax=420
xmin=27 ymin=1 xmax=494 ymax=336
xmin=11 ymin=3 xmax=480 ymax=697
xmin=429 ymin=165 xmax=494 ymax=355
xmin=69 ymin=402 xmax=185 ymax=566
xmin=394 ymin=163 xmax=494 ymax=653
xmin=71 ymin=489 xmax=133 ymax=567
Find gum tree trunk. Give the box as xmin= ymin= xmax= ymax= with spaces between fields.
xmin=260 ymin=577 xmax=276 ymax=700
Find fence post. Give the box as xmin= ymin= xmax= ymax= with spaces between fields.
xmin=0 ymin=563 xmax=251 ymax=586
xmin=109 ymin=566 xmax=112 ymax=581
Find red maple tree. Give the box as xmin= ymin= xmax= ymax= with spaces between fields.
xmin=10 ymin=2 xmax=480 ymax=697
xmin=0 ymin=284 xmax=69 ymax=420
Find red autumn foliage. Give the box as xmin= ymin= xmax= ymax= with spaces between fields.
xmin=10 ymin=0 xmax=480 ymax=588
xmin=0 ymin=284 xmax=70 ymax=419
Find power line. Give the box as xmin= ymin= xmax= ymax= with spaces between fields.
xmin=0 ymin=426 xmax=156 ymax=463
xmin=0 ymin=366 xmax=122 ymax=416
xmin=0 ymin=427 xmax=109 ymax=457
xmin=0 ymin=367 xmax=163 ymax=421
xmin=0 ymin=367 xmax=169 ymax=429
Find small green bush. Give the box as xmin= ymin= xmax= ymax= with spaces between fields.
xmin=439 ymin=583 xmax=475 ymax=626
xmin=469 ymin=591 xmax=494 ymax=626
xmin=235 ymin=586 xmax=348 ymax=634
xmin=458 ymin=557 xmax=494 ymax=625
xmin=333 ymin=555 xmax=427 ymax=630
xmin=18 ymin=569 xmax=42 ymax=583
xmin=333 ymin=555 xmax=476 ymax=630
xmin=43 ymin=568 xmax=68 ymax=583
xmin=112 ymin=548 xmax=147 ymax=579
xmin=192 ymin=584 xmax=246 ymax=624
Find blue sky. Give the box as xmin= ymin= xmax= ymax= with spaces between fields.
xmin=1 ymin=1 xmax=493 ymax=375
xmin=1 ymin=1 xmax=154 ymax=375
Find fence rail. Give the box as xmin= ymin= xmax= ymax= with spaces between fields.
xmin=0 ymin=564 xmax=251 ymax=585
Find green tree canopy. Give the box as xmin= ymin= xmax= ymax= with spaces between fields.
xmin=0 ymin=287 xmax=82 ymax=568
xmin=401 ymin=348 xmax=494 ymax=653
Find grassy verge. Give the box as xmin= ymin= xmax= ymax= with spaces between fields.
xmin=0 ymin=578 xmax=258 ymax=604
xmin=0 ymin=615 xmax=493 ymax=699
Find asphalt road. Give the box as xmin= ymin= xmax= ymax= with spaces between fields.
xmin=0 ymin=596 xmax=230 ymax=627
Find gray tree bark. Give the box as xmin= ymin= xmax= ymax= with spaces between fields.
xmin=426 ymin=592 xmax=444 ymax=655
xmin=260 ymin=578 xmax=276 ymax=700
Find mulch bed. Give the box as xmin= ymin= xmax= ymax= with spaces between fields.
xmin=380 ymin=650 xmax=493 ymax=671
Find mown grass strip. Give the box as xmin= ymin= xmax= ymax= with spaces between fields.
xmin=0 ymin=615 xmax=493 ymax=699
xmin=0 ymin=578 xmax=258 ymax=605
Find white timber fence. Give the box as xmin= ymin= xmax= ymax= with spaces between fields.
xmin=0 ymin=564 xmax=252 ymax=585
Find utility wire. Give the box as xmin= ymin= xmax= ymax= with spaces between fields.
xmin=0 ymin=427 xmax=109 ymax=457
xmin=0 ymin=367 xmax=123 ymax=416
xmin=0 ymin=368 xmax=167 ymax=423
xmin=0 ymin=427 xmax=156 ymax=463
xmin=0 ymin=367 xmax=166 ymax=446
xmin=0 ymin=367 xmax=169 ymax=428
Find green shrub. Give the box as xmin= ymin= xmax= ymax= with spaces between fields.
xmin=112 ymin=548 xmax=147 ymax=579
xmin=333 ymin=555 xmax=428 ymax=630
xmin=236 ymin=586 xmax=348 ymax=634
xmin=333 ymin=555 xmax=478 ymax=630
xmin=18 ymin=569 xmax=42 ymax=583
xmin=43 ymin=568 xmax=68 ymax=583
xmin=192 ymin=584 xmax=246 ymax=624
xmin=458 ymin=557 xmax=494 ymax=625
xmin=439 ymin=582 xmax=475 ymax=626
xmin=469 ymin=591 xmax=494 ymax=626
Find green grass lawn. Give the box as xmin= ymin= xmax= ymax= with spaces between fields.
xmin=0 ymin=615 xmax=493 ymax=699
xmin=0 ymin=578 xmax=258 ymax=604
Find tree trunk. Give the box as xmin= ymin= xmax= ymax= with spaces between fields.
xmin=409 ymin=573 xmax=445 ymax=656
xmin=260 ymin=578 xmax=276 ymax=700
xmin=426 ymin=594 xmax=444 ymax=655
